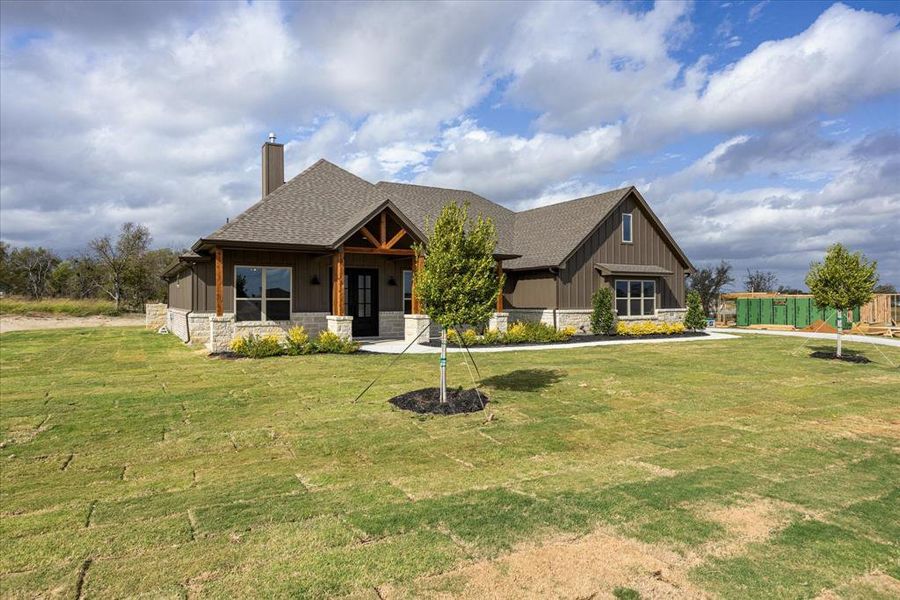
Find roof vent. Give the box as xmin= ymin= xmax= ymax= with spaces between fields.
xmin=268 ymin=132 xmax=277 ymax=143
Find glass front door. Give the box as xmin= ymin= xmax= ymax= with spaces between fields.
xmin=346 ymin=268 xmax=378 ymax=336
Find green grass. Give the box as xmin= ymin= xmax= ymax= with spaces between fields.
xmin=1 ymin=328 xmax=898 ymax=598
xmin=0 ymin=296 xmax=121 ymax=317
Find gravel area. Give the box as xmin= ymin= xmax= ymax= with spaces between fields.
xmin=0 ymin=314 xmax=145 ymax=333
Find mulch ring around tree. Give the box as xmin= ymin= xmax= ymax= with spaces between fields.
xmin=809 ymin=350 xmax=871 ymax=364
xmin=389 ymin=387 xmax=488 ymax=415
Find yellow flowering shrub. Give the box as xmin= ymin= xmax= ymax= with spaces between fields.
xmin=616 ymin=320 xmax=686 ymax=336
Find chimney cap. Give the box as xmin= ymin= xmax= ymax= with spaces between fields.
xmin=268 ymin=132 xmax=277 ymax=143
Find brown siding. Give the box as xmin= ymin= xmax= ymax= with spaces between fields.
xmin=503 ymin=270 xmax=557 ymax=309
xmin=167 ymin=268 xmax=193 ymax=310
xmin=557 ymin=194 xmax=688 ymax=309
xmin=193 ymin=249 xmax=415 ymax=313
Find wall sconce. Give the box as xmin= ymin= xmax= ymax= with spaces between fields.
xmin=387 ymin=276 xmax=397 ymax=286
xmin=310 ymin=275 xmax=321 ymax=285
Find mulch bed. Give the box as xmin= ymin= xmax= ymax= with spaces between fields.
xmin=809 ymin=351 xmax=871 ymax=364
xmin=389 ymin=387 xmax=488 ymax=415
xmin=425 ymin=331 xmax=708 ymax=348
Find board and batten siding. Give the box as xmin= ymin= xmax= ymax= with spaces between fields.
xmin=167 ymin=268 xmax=193 ymax=310
xmin=503 ymin=270 xmax=557 ymax=309
xmin=185 ymin=249 xmax=413 ymax=314
xmin=557 ymin=193 xmax=689 ymax=310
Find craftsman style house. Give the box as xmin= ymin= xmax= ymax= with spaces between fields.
xmin=161 ymin=135 xmax=694 ymax=351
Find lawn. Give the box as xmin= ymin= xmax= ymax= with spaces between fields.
xmin=1 ymin=328 xmax=898 ymax=599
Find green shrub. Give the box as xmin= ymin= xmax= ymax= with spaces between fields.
xmin=229 ymin=334 xmax=284 ymax=358
xmin=449 ymin=321 xmax=575 ymax=345
xmin=590 ymin=287 xmax=615 ymax=334
xmin=684 ymin=291 xmax=707 ymax=330
xmin=312 ymin=330 xmax=360 ymax=354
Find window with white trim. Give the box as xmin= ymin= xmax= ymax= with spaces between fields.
xmin=615 ymin=279 xmax=655 ymax=317
xmin=235 ymin=266 xmax=291 ymax=321
xmin=402 ymin=270 xmax=413 ymax=314
xmin=622 ymin=213 xmax=633 ymax=243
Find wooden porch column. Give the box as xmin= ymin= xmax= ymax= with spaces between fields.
xmin=496 ymin=261 xmax=504 ymax=312
xmin=411 ymin=255 xmax=424 ymax=314
xmin=214 ymin=248 xmax=224 ymax=317
xmin=331 ymin=247 xmax=345 ymax=315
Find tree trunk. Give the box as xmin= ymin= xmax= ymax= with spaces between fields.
xmin=440 ymin=327 xmax=448 ymax=403
xmin=836 ymin=311 xmax=843 ymax=358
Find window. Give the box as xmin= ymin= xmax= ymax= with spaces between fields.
xmin=235 ymin=266 xmax=291 ymax=321
xmin=403 ymin=270 xmax=413 ymax=314
xmin=622 ymin=213 xmax=633 ymax=243
xmin=615 ymin=279 xmax=655 ymax=317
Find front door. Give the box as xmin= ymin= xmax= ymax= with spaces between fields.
xmin=346 ymin=268 xmax=378 ymax=337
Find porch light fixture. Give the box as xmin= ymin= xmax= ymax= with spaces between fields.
xmin=387 ymin=276 xmax=398 ymax=286
xmin=310 ymin=275 xmax=321 ymax=285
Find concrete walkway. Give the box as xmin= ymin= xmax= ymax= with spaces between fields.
xmin=359 ymin=331 xmax=738 ymax=354
xmin=708 ymin=327 xmax=900 ymax=348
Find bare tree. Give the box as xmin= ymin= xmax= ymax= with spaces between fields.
xmin=8 ymin=246 xmax=60 ymax=299
xmin=90 ymin=223 xmax=151 ymax=310
xmin=688 ymin=260 xmax=734 ymax=316
xmin=744 ymin=269 xmax=778 ymax=292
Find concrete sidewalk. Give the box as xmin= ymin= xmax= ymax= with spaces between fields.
xmin=358 ymin=331 xmax=738 ymax=354
xmin=708 ymin=327 xmax=900 ymax=347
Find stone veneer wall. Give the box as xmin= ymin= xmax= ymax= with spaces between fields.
xmin=166 ymin=308 xmax=190 ymax=342
xmin=506 ymin=309 xmax=556 ymax=327
xmin=291 ymin=312 xmax=328 ymax=336
xmin=656 ymin=308 xmax=687 ymax=323
xmin=187 ymin=313 xmax=214 ymax=346
xmin=555 ymin=309 xmax=593 ymax=334
xmin=378 ymin=311 xmax=404 ymax=338
xmin=145 ymin=303 xmax=167 ymax=330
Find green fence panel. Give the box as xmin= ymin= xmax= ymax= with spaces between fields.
xmin=760 ymin=298 xmax=773 ymax=325
xmin=773 ymin=298 xmax=787 ymax=325
xmin=794 ymin=298 xmax=811 ymax=328
xmin=736 ymin=299 xmax=750 ymax=326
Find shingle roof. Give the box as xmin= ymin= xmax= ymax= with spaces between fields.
xmin=193 ymin=159 xmax=687 ymax=271
xmin=203 ymin=159 xmax=377 ymax=247
xmin=504 ymin=188 xmax=632 ymax=270
xmin=595 ymin=263 xmax=674 ymax=275
xmin=375 ymin=182 xmax=518 ymax=256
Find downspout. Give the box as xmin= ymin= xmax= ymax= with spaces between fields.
xmin=184 ymin=264 xmax=195 ymax=344
xmin=551 ymin=266 xmax=559 ymax=330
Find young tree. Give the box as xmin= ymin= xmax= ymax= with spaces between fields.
xmin=414 ymin=202 xmax=503 ymax=403
xmin=90 ymin=222 xmax=152 ymax=310
xmin=8 ymin=246 xmax=60 ymax=299
xmin=590 ymin=287 xmax=615 ymax=335
xmin=688 ymin=260 xmax=734 ymax=316
xmin=684 ymin=291 xmax=707 ymax=330
xmin=744 ymin=269 xmax=778 ymax=292
xmin=805 ymin=244 xmax=877 ymax=358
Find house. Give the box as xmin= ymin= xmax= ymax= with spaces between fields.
xmin=160 ymin=135 xmax=694 ymax=351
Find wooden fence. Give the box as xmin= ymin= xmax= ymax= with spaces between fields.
xmin=859 ymin=294 xmax=899 ymax=325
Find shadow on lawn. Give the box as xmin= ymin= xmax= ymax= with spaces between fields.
xmin=807 ymin=345 xmax=872 ymax=364
xmin=481 ymin=368 xmax=565 ymax=392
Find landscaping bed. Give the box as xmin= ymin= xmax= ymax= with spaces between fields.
xmin=389 ymin=387 xmax=488 ymax=414
xmin=428 ymin=330 xmax=709 ymax=348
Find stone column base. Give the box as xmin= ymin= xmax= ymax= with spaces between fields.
xmin=404 ymin=314 xmax=431 ymax=344
xmin=207 ymin=315 xmax=235 ymax=353
xmin=488 ymin=312 xmax=509 ymax=332
xmin=145 ymin=303 xmax=167 ymax=330
xmin=326 ymin=315 xmax=353 ymax=340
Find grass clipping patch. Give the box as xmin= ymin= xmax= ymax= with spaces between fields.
xmin=389 ymin=387 xmax=488 ymax=415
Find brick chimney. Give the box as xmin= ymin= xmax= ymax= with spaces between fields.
xmin=261 ymin=132 xmax=284 ymax=197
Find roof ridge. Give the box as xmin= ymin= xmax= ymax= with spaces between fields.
xmin=377 ymin=180 xmax=516 ymax=215
xmin=514 ymin=186 xmax=633 ymax=215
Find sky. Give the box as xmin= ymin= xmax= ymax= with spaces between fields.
xmin=1 ymin=0 xmax=898 ymax=289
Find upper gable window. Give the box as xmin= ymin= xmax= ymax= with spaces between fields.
xmin=622 ymin=213 xmax=633 ymax=243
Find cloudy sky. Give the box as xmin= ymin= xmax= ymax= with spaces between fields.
xmin=1 ymin=0 xmax=898 ymax=288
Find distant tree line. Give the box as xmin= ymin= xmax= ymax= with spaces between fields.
xmin=0 ymin=223 xmax=179 ymax=311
